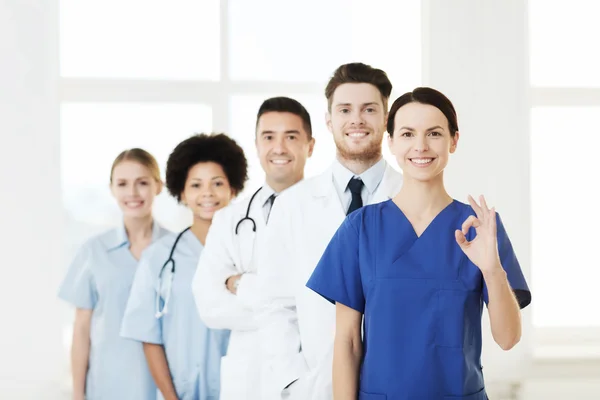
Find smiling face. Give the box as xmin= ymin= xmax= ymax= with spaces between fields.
xmin=110 ymin=160 xmax=162 ymax=218
xmin=255 ymin=111 xmax=314 ymax=192
xmin=180 ymin=161 xmax=234 ymax=222
xmin=388 ymin=102 xmax=459 ymax=183
xmin=326 ymin=83 xmax=387 ymax=164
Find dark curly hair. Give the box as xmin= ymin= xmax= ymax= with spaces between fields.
xmin=165 ymin=133 xmax=248 ymax=202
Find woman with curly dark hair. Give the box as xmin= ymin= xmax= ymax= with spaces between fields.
xmin=120 ymin=133 xmax=249 ymax=400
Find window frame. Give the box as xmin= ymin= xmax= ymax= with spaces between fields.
xmin=58 ymin=0 xmax=325 ymax=133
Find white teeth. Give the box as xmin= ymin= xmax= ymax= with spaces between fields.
xmin=411 ymin=158 xmax=433 ymax=164
xmin=126 ymin=201 xmax=142 ymax=207
xmin=347 ymin=132 xmax=367 ymax=137
xmin=200 ymin=203 xmax=217 ymax=207
xmin=271 ymin=160 xmax=290 ymax=165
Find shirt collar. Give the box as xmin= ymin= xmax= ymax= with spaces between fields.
xmin=259 ymin=183 xmax=277 ymax=208
xmin=332 ymin=157 xmax=387 ymax=195
xmin=107 ymin=220 xmax=163 ymax=251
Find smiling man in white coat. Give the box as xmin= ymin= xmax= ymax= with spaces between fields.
xmin=191 ymin=97 xmax=315 ymax=400
xmin=257 ymin=63 xmax=403 ymax=400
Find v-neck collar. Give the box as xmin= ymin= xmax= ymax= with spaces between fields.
xmin=387 ymin=199 xmax=457 ymax=239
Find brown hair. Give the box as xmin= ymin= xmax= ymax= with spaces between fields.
xmin=325 ymin=62 xmax=393 ymax=111
xmin=387 ymin=87 xmax=459 ymax=138
xmin=110 ymin=148 xmax=161 ymax=183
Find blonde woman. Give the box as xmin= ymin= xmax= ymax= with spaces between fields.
xmin=59 ymin=149 xmax=169 ymax=400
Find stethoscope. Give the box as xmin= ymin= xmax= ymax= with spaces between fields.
xmin=235 ymin=187 xmax=263 ymax=234
xmin=155 ymin=226 xmax=191 ymax=319
xmin=154 ymin=187 xmax=264 ymax=318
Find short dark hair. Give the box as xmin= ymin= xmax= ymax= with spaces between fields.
xmin=387 ymin=87 xmax=459 ymax=137
xmin=165 ymin=133 xmax=248 ymax=202
xmin=325 ymin=62 xmax=393 ymax=111
xmin=256 ymin=96 xmax=313 ymax=138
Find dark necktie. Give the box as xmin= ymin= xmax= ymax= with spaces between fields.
xmin=346 ymin=177 xmax=364 ymax=215
xmin=266 ymin=194 xmax=277 ymax=223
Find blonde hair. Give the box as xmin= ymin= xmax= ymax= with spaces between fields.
xmin=110 ymin=148 xmax=161 ymax=183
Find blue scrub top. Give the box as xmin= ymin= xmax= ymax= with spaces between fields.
xmin=120 ymin=229 xmax=230 ymax=400
xmin=58 ymin=222 xmax=169 ymax=400
xmin=307 ymin=200 xmax=531 ymax=400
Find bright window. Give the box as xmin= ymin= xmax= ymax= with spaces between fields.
xmin=529 ymin=0 xmax=600 ymax=331
xmin=60 ymin=0 xmax=220 ymax=80
xmin=60 ymin=102 xmax=212 ymax=229
xmin=228 ymin=0 xmax=421 ymax=90
xmin=529 ymin=0 xmax=600 ymax=87
xmin=531 ymin=107 xmax=600 ymax=327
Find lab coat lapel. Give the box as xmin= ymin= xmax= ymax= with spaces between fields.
xmin=296 ymin=167 xmax=346 ymax=284
xmin=370 ymin=163 xmax=403 ymax=205
xmin=311 ymin=166 xmax=345 ymax=227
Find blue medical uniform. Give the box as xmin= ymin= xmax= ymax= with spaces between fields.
xmin=307 ymin=200 xmax=531 ymax=400
xmin=58 ymin=222 xmax=169 ymax=400
xmin=120 ymin=229 xmax=230 ymax=400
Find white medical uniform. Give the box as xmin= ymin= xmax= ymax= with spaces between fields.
xmin=192 ymin=184 xmax=276 ymax=400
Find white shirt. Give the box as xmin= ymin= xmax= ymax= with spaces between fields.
xmin=331 ymin=157 xmax=387 ymax=214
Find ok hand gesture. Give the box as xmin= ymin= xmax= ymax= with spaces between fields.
xmin=455 ymin=195 xmax=502 ymax=273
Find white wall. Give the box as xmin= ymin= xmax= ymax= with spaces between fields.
xmin=423 ymin=0 xmax=532 ymax=387
xmin=0 ymin=0 xmax=66 ymax=398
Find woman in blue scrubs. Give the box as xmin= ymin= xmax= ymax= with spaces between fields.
xmin=120 ymin=133 xmax=248 ymax=400
xmin=307 ymin=88 xmax=531 ymax=400
xmin=59 ymin=148 xmax=169 ymax=400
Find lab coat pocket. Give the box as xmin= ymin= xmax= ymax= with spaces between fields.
xmin=444 ymin=386 xmax=487 ymax=399
xmin=358 ymin=390 xmax=387 ymax=400
xmin=219 ymin=355 xmax=251 ymax=399
xmin=436 ymin=289 xmax=479 ymax=348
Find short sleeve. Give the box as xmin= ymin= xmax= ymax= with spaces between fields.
xmin=306 ymin=215 xmax=365 ymax=313
xmin=483 ymin=213 xmax=531 ymax=309
xmin=58 ymin=244 xmax=97 ymax=309
xmin=120 ymin=247 xmax=163 ymax=344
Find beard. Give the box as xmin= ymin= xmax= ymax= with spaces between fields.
xmin=334 ymin=133 xmax=382 ymax=163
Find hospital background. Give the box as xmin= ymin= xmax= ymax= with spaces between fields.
xmin=0 ymin=0 xmax=598 ymax=399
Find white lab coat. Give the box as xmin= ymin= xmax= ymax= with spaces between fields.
xmin=257 ymin=163 xmax=403 ymax=400
xmin=192 ymin=188 xmax=268 ymax=400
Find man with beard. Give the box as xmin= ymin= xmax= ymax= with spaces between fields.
xmin=257 ymin=63 xmax=403 ymax=400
